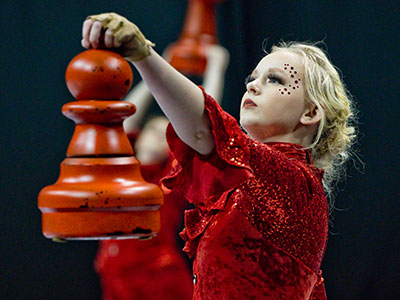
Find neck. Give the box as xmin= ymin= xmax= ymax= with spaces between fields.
xmin=248 ymin=125 xmax=316 ymax=147
xmin=261 ymin=134 xmax=311 ymax=146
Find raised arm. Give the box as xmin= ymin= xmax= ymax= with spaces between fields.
xmin=202 ymin=45 xmax=230 ymax=104
xmin=82 ymin=13 xmax=215 ymax=155
xmin=122 ymin=49 xmax=172 ymax=135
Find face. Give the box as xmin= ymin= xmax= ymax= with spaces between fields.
xmin=240 ymin=50 xmax=309 ymax=143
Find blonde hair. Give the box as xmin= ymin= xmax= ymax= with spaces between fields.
xmin=269 ymin=41 xmax=357 ymax=204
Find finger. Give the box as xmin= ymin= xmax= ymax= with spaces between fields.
xmin=104 ymin=28 xmax=114 ymax=48
xmin=89 ymin=21 xmax=103 ymax=48
xmin=82 ymin=19 xmax=94 ymax=47
xmin=113 ymin=37 xmax=121 ymax=48
xmin=81 ymin=38 xmax=91 ymax=49
xmin=107 ymin=19 xmax=123 ymax=32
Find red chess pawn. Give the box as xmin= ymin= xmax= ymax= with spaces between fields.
xmin=38 ymin=49 xmax=163 ymax=241
xmin=167 ymin=0 xmax=227 ymax=76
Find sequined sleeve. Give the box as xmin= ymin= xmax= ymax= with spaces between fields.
xmin=162 ymin=87 xmax=253 ymax=210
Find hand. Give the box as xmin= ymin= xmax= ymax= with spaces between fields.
xmin=81 ymin=12 xmax=155 ymax=61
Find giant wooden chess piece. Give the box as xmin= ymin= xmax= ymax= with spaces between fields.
xmin=38 ymin=49 xmax=163 ymax=241
xmin=167 ymin=0 xmax=226 ymax=76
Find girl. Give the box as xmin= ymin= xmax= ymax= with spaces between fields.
xmin=82 ymin=12 xmax=356 ymax=300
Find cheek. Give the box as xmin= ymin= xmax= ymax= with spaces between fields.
xmin=282 ymin=63 xmax=302 ymax=95
xmin=267 ymin=92 xmax=305 ymax=122
xmin=278 ymin=87 xmax=291 ymax=95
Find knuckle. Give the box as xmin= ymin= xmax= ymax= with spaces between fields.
xmin=93 ymin=21 xmax=102 ymax=28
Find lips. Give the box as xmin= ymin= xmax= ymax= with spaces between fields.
xmin=243 ymin=98 xmax=257 ymax=108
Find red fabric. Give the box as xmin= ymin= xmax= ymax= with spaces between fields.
xmin=95 ymin=154 xmax=193 ymax=300
xmin=162 ymin=88 xmax=329 ymax=299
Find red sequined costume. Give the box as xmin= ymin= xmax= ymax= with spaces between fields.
xmin=95 ymin=151 xmax=193 ymax=300
xmin=162 ymin=88 xmax=329 ymax=300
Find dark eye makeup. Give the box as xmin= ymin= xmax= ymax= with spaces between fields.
xmin=244 ymin=73 xmax=283 ymax=86
xmin=266 ymin=74 xmax=283 ymax=84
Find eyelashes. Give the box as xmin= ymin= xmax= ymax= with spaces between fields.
xmin=244 ymin=74 xmax=283 ymax=86
xmin=267 ymin=74 xmax=283 ymax=84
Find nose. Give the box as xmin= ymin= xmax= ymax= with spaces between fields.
xmin=247 ymin=79 xmax=261 ymax=95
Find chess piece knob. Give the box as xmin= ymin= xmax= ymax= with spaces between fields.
xmin=65 ymin=49 xmax=133 ymax=100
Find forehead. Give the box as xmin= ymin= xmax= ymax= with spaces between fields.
xmin=255 ymin=50 xmax=303 ymax=73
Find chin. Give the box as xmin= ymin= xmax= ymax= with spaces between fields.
xmin=239 ymin=111 xmax=255 ymax=125
xmin=239 ymin=117 xmax=251 ymax=132
xmin=240 ymin=114 xmax=264 ymax=130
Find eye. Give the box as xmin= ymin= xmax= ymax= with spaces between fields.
xmin=244 ymin=75 xmax=255 ymax=85
xmin=266 ymin=74 xmax=283 ymax=84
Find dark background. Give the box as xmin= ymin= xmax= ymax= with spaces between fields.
xmin=1 ymin=1 xmax=399 ymax=299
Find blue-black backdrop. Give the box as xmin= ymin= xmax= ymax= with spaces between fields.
xmin=1 ymin=1 xmax=399 ymax=299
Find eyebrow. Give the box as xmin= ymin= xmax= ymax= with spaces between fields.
xmin=268 ymin=67 xmax=286 ymax=74
xmin=251 ymin=67 xmax=286 ymax=77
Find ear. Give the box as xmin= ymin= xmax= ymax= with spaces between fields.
xmin=300 ymin=104 xmax=322 ymax=125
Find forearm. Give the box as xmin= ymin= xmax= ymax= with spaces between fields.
xmin=132 ymin=48 xmax=215 ymax=155
xmin=202 ymin=45 xmax=230 ymax=104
